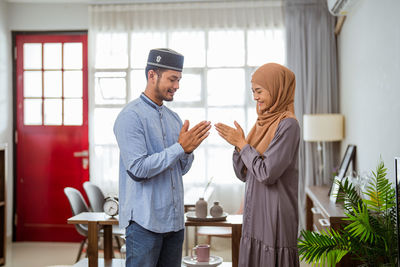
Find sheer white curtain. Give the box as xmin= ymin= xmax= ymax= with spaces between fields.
xmin=89 ymin=1 xmax=283 ymax=31
xmin=88 ymin=0 xmax=285 ymax=213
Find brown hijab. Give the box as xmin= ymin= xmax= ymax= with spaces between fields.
xmin=246 ymin=63 xmax=297 ymax=154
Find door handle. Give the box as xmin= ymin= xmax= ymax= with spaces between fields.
xmin=73 ymin=150 xmax=89 ymax=157
xmin=82 ymin=158 xmax=89 ymax=170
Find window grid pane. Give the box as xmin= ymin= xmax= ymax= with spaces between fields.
xmin=43 ymin=43 xmax=62 ymax=70
xmin=207 ymin=68 xmax=245 ymax=107
xmin=64 ymin=42 xmax=83 ymax=69
xmin=96 ymin=33 xmax=129 ymax=69
xmin=24 ymin=99 xmax=42 ymax=125
xmin=44 ymin=99 xmax=62 ymax=125
xmin=131 ymin=32 xmax=167 ymax=68
xmin=23 ymin=41 xmax=84 ymax=126
xmin=24 ymin=71 xmax=42 ymax=97
xmin=23 ymin=43 xmax=42 ymax=69
xmin=44 ymin=71 xmax=62 ymax=98
xmin=64 ymin=99 xmax=83 ymax=125
xmin=207 ymin=30 xmax=245 ymax=67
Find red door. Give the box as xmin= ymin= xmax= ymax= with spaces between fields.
xmin=15 ymin=33 xmax=88 ymax=241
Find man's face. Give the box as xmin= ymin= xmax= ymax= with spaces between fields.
xmin=154 ymin=70 xmax=182 ymax=103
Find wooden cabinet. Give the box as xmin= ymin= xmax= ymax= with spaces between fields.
xmin=305 ymin=185 xmax=356 ymax=266
xmin=305 ymin=185 xmax=346 ymax=232
xmin=0 ymin=144 xmax=6 ymax=265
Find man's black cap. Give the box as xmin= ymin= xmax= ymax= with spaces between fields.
xmin=146 ymin=48 xmax=184 ymax=72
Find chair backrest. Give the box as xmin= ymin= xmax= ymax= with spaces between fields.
xmin=64 ymin=187 xmax=89 ymax=236
xmin=83 ymin=181 xmax=105 ymax=212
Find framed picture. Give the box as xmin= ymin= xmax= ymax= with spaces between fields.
xmin=337 ymin=145 xmax=356 ymax=179
xmin=329 ymin=145 xmax=356 ymax=202
xmin=394 ymin=157 xmax=400 ymax=266
xmin=329 ymin=175 xmax=342 ymax=203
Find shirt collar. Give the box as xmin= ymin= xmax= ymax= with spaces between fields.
xmin=140 ymin=93 xmax=163 ymax=112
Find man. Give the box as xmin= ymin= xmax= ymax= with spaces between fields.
xmin=114 ymin=48 xmax=211 ymax=267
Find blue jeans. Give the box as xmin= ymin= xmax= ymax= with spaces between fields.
xmin=125 ymin=221 xmax=184 ymax=267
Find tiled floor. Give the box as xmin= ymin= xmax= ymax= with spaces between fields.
xmin=3 ymin=240 xmax=80 ymax=267
xmin=2 ymin=236 xmax=312 ymax=267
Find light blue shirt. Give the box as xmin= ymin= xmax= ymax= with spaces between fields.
xmin=113 ymin=93 xmax=194 ymax=233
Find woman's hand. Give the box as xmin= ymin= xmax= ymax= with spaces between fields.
xmin=215 ymin=121 xmax=247 ymax=150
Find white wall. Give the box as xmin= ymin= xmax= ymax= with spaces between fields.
xmin=338 ymin=0 xmax=400 ymax=181
xmin=0 ymin=0 xmax=13 ymax=238
xmin=7 ymin=3 xmax=88 ymax=30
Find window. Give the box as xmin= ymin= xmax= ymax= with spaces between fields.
xmin=92 ymin=29 xmax=285 ymax=191
xmin=23 ymin=42 xmax=83 ymax=126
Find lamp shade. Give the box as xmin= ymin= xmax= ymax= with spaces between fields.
xmin=303 ymin=114 xmax=344 ymax=142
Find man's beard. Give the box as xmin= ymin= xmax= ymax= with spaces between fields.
xmin=155 ymin=80 xmax=173 ymax=102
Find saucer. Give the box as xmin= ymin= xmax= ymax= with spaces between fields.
xmin=182 ymin=255 xmax=223 ymax=266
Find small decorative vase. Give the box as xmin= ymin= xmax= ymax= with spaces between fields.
xmin=210 ymin=201 xmax=223 ymax=217
xmin=195 ymin=197 xmax=208 ymax=218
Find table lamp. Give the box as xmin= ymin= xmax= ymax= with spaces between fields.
xmin=303 ymin=114 xmax=344 ymax=181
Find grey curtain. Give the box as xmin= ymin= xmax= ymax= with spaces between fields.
xmin=285 ymin=0 xmax=340 ymax=230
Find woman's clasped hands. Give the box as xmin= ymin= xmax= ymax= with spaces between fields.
xmin=214 ymin=121 xmax=247 ymax=151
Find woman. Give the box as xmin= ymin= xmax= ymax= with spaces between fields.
xmin=215 ymin=63 xmax=300 ymax=267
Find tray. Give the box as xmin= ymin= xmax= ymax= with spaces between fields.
xmin=186 ymin=211 xmax=228 ymax=222
xmin=182 ymin=255 xmax=223 ymax=266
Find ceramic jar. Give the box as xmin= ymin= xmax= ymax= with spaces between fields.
xmin=210 ymin=201 xmax=223 ymax=217
xmin=195 ymin=197 xmax=208 ymax=218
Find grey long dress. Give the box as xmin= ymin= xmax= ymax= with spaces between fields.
xmin=233 ymin=118 xmax=300 ymax=267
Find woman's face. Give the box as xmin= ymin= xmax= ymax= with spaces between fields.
xmin=251 ymin=82 xmax=272 ymax=112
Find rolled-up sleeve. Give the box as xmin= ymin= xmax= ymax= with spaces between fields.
xmin=180 ymin=152 xmax=194 ymax=175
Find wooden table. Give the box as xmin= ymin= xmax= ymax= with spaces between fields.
xmin=68 ymin=212 xmax=120 ymax=267
xmin=185 ymin=215 xmax=242 ymax=267
xmin=68 ymin=212 xmax=242 ymax=267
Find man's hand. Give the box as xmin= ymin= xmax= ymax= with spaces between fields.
xmin=178 ymin=120 xmax=211 ymax=153
xmin=215 ymin=121 xmax=247 ymax=150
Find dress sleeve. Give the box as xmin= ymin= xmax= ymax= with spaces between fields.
xmin=239 ymin=118 xmax=300 ymax=185
xmin=233 ymin=150 xmax=247 ymax=182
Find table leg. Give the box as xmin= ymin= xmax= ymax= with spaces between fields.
xmin=103 ymin=225 xmax=113 ymax=260
xmin=184 ymin=226 xmax=189 ymax=256
xmin=87 ymin=221 xmax=98 ymax=267
xmin=231 ymin=225 xmax=242 ymax=267
xmin=306 ymin=194 xmax=313 ymax=231
xmin=194 ymin=226 xmax=198 ymax=245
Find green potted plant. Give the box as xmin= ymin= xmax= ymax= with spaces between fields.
xmin=298 ymin=160 xmax=398 ymax=266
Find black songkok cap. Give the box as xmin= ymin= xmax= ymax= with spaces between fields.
xmin=146 ymin=48 xmax=184 ymax=72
